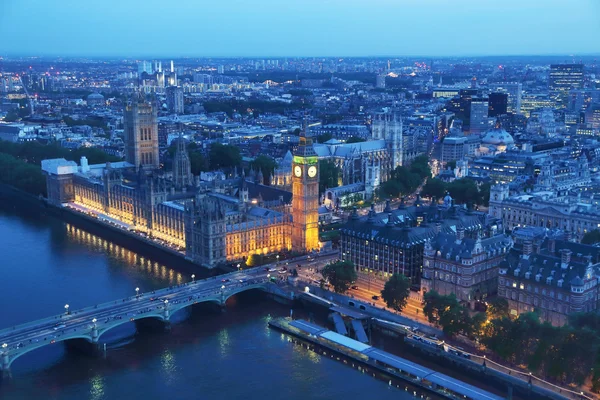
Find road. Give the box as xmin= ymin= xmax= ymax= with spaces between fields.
xmin=295 ymin=258 xmax=431 ymax=325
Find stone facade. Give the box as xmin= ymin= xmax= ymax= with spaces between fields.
xmin=489 ymin=184 xmax=600 ymax=240
xmin=422 ymin=230 xmax=512 ymax=304
xmin=498 ymin=238 xmax=600 ymax=326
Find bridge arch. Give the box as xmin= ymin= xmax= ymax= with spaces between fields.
xmin=223 ymin=283 xmax=270 ymax=304
xmin=95 ymin=313 xmax=167 ymax=342
xmin=7 ymin=334 xmax=92 ymax=370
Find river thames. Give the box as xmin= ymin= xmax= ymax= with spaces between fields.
xmin=0 ymin=203 xmax=431 ymax=400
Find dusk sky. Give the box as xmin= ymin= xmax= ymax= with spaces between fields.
xmin=1 ymin=0 xmax=600 ymax=57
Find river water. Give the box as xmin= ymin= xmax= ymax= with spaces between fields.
xmin=0 ymin=204 xmax=428 ymax=400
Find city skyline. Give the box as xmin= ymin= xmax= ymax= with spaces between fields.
xmin=1 ymin=0 xmax=600 ymax=58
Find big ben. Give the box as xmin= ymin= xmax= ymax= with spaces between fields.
xmin=291 ymin=128 xmax=320 ymax=253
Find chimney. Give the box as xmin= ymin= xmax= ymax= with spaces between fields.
xmin=548 ymin=238 xmax=556 ymax=254
xmin=522 ymin=240 xmax=533 ymax=256
xmin=533 ymin=241 xmax=541 ymax=254
xmin=560 ymin=249 xmax=572 ymax=267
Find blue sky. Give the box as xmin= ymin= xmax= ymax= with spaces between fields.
xmin=1 ymin=0 xmax=599 ymax=57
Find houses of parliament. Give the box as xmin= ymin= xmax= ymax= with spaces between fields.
xmin=42 ymin=97 xmax=320 ymax=268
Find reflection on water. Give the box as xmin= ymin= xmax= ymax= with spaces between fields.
xmin=65 ymin=224 xmax=183 ymax=285
xmin=0 ymin=207 xmax=423 ymax=400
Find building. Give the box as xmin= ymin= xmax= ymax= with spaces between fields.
xmin=291 ymin=128 xmax=320 ymax=253
xmin=42 ymin=154 xmax=320 ymax=268
xmin=498 ymin=236 xmax=600 ymax=326
xmin=488 ymin=92 xmax=508 ymax=117
xmin=339 ymin=196 xmax=497 ymax=287
xmin=138 ymin=61 xmax=153 ymax=75
xmin=172 ymin=135 xmax=193 ymax=190
xmin=488 ymin=184 xmax=600 ymax=239
xmin=422 ymin=230 xmax=511 ymax=304
xmin=549 ymin=64 xmax=584 ymax=92
xmin=489 ymin=82 xmax=522 ymax=114
xmin=469 ymin=98 xmax=490 ymax=134
xmin=372 ymin=108 xmax=403 ymax=170
xmin=86 ymin=92 xmax=105 ymax=108
xmin=166 ymin=86 xmax=184 ymax=114
xmin=477 ymin=119 xmax=515 ymax=156
xmin=272 ymin=151 xmax=293 ymax=191
xmin=376 ymin=74 xmax=386 ymax=89
xmin=123 ymin=96 xmax=159 ymax=172
xmin=441 ymin=135 xmax=467 ymax=163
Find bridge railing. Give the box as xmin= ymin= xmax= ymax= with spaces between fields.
xmin=0 ymin=269 xmax=256 ymax=338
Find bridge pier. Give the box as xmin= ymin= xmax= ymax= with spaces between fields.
xmin=1 ymin=352 xmax=9 ymax=374
xmin=91 ymin=326 xmax=99 ymax=343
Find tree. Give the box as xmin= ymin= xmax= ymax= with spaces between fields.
xmin=421 ymin=178 xmax=446 ymax=200
xmin=319 ymin=159 xmax=340 ymax=194
xmin=479 ymin=182 xmax=491 ymax=207
xmin=447 ymin=178 xmax=481 ymax=206
xmin=346 ymin=136 xmax=366 ymax=143
xmin=209 ymin=143 xmax=241 ymax=170
xmin=189 ymin=152 xmax=209 ymax=175
xmin=251 ymin=155 xmax=277 ymax=185
xmin=321 ymin=260 xmax=357 ymax=294
xmin=246 ymin=253 xmax=264 ymax=267
xmin=446 ymin=160 xmax=456 ymax=170
xmin=316 ymin=133 xmax=333 ymax=144
xmin=486 ymin=297 xmax=509 ymax=320
xmin=381 ymin=274 xmax=411 ymax=312
xmin=422 ymin=290 xmax=471 ymax=337
xmin=582 ymin=230 xmax=600 ymax=245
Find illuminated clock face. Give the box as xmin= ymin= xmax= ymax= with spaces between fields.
xmin=294 ymin=166 xmax=302 ymax=177
xmin=308 ymin=166 xmax=317 ymax=178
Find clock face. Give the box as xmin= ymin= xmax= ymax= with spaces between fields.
xmin=308 ymin=166 xmax=317 ymax=178
xmin=294 ymin=166 xmax=302 ymax=177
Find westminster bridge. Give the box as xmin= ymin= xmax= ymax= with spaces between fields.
xmin=0 ymin=267 xmax=291 ymax=373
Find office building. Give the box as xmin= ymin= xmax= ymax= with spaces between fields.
xmin=489 ymin=82 xmax=522 ymax=114
xmin=376 ymin=74 xmax=386 ymax=89
xmin=166 ymin=86 xmax=184 ymax=114
xmin=123 ymin=96 xmax=160 ymax=172
xmin=469 ymin=98 xmax=490 ymax=134
xmin=441 ymin=135 xmax=467 ymax=163
xmin=549 ymin=64 xmax=584 ymax=92
xmin=488 ymin=92 xmax=508 ymax=117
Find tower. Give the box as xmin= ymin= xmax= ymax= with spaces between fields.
xmin=123 ymin=95 xmax=159 ymax=172
xmin=292 ymin=121 xmax=320 ymax=253
xmin=172 ymin=134 xmax=193 ymax=190
xmin=372 ymin=107 xmax=403 ymax=174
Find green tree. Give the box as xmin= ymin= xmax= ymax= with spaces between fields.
xmin=447 ymin=178 xmax=481 ymax=206
xmin=189 ymin=152 xmax=209 ymax=175
xmin=422 ymin=290 xmax=471 ymax=337
xmin=321 ymin=260 xmax=357 ymax=294
xmin=251 ymin=155 xmax=277 ymax=185
xmin=316 ymin=132 xmax=333 ymax=143
xmin=246 ymin=253 xmax=264 ymax=267
xmin=421 ymin=178 xmax=446 ymax=199
xmin=446 ymin=160 xmax=457 ymax=170
xmin=346 ymin=136 xmax=366 ymax=143
xmin=319 ymin=159 xmax=340 ymax=194
xmin=479 ymin=182 xmax=491 ymax=207
xmin=582 ymin=230 xmax=600 ymax=245
xmin=486 ymin=297 xmax=509 ymax=320
xmin=209 ymin=143 xmax=242 ymax=170
xmin=381 ymin=274 xmax=411 ymax=312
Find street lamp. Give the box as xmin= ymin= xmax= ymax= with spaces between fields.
xmin=237 ymin=263 xmax=241 ymax=271
xmin=92 ymin=318 xmax=97 ymax=327
xmin=191 ymin=274 xmax=195 ymax=283
xmin=221 ymin=285 xmax=225 ymax=290
xmin=267 ymin=274 xmax=271 ymax=279
xmin=1 ymin=343 xmax=7 ymax=351
xmin=135 ymin=287 xmax=140 ymax=298
xmin=64 ymin=304 xmax=69 ymax=315
xmin=304 ymin=286 xmax=310 ymax=293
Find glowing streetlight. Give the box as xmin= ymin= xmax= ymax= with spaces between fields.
xmin=267 ymin=274 xmax=271 ymax=279
xmin=304 ymin=286 xmax=310 ymax=293
xmin=135 ymin=287 xmax=140 ymax=298
xmin=191 ymin=274 xmax=196 ymax=283
xmin=221 ymin=285 xmax=225 ymax=290
xmin=164 ymin=299 xmax=169 ymax=306
xmin=92 ymin=318 xmax=97 ymax=327
xmin=64 ymin=304 xmax=70 ymax=314
xmin=1 ymin=343 xmax=7 ymax=351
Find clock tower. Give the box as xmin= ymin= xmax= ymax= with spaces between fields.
xmin=291 ymin=125 xmax=320 ymax=253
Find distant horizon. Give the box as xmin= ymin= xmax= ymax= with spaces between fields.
xmin=1 ymin=0 xmax=599 ymax=58
xmin=2 ymin=53 xmax=600 ymax=61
